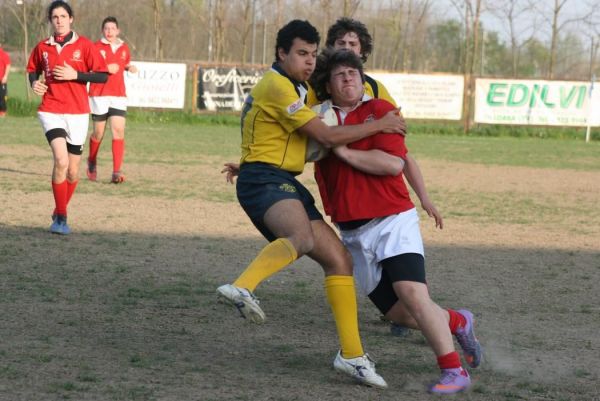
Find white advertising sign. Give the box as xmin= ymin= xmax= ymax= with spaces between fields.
xmin=474 ymin=78 xmax=600 ymax=127
xmin=367 ymin=73 xmax=464 ymax=120
xmin=124 ymin=62 xmax=187 ymax=109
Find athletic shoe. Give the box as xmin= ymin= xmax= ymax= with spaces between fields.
xmin=390 ymin=322 xmax=411 ymax=337
xmin=333 ymin=351 xmax=388 ymax=389
xmin=49 ymin=215 xmax=71 ymax=235
xmin=111 ymin=171 xmax=125 ymax=184
xmin=455 ymin=309 xmax=483 ymax=368
xmin=429 ymin=368 xmax=471 ymax=394
xmin=216 ymin=284 xmax=265 ymax=324
xmin=86 ymin=159 xmax=97 ymax=181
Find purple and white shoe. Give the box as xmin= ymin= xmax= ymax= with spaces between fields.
xmin=455 ymin=309 xmax=483 ymax=368
xmin=429 ymin=368 xmax=471 ymax=394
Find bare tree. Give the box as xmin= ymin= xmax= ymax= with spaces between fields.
xmin=489 ymin=0 xmax=537 ymax=77
xmin=450 ymin=0 xmax=484 ymax=133
xmin=533 ymin=0 xmax=594 ymax=78
xmin=153 ymin=0 xmax=164 ymax=60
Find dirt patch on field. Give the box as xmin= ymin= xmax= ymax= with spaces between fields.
xmin=1 ymin=148 xmax=599 ymax=400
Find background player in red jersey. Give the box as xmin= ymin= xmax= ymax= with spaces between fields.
xmin=0 ymin=42 xmax=10 ymax=117
xmin=27 ymin=0 xmax=108 ymax=235
xmin=87 ymin=16 xmax=137 ymax=184
xmin=311 ymin=49 xmax=482 ymax=394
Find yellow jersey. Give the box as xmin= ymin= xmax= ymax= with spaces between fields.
xmin=306 ymin=73 xmax=397 ymax=107
xmin=240 ymin=66 xmax=317 ymax=174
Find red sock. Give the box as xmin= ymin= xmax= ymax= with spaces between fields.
xmin=437 ymin=351 xmax=462 ymax=370
xmin=52 ymin=180 xmax=68 ymax=216
xmin=66 ymin=180 xmax=78 ymax=205
xmin=112 ymin=139 xmax=124 ymax=172
xmin=448 ymin=309 xmax=467 ymax=335
xmin=88 ymin=137 xmax=101 ymax=162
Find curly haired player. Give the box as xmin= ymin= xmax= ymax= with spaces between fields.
xmin=310 ymin=48 xmax=483 ymax=394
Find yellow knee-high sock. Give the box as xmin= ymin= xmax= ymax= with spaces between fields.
xmin=233 ymin=238 xmax=298 ymax=292
xmin=325 ymin=275 xmax=364 ymax=359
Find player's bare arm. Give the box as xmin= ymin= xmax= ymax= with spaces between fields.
xmin=333 ymin=146 xmax=405 ymax=176
xmin=403 ymin=155 xmax=443 ymax=229
xmin=299 ymin=109 xmax=405 ymax=148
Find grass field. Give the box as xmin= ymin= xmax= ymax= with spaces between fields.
xmin=1 ymin=115 xmax=599 ymax=401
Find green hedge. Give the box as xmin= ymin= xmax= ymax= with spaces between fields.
xmin=4 ymin=98 xmax=597 ymax=141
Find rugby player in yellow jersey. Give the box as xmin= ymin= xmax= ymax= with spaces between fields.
xmin=319 ymin=17 xmax=444 ymax=337
xmin=217 ymin=20 xmax=405 ymax=389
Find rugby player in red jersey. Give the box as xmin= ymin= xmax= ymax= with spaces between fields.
xmin=87 ymin=16 xmax=137 ymax=184
xmin=311 ymin=48 xmax=483 ymax=394
xmin=27 ymin=0 xmax=108 ymax=235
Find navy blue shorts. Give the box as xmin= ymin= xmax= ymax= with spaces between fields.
xmin=236 ymin=162 xmax=323 ymax=241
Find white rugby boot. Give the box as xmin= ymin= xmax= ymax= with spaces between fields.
xmin=333 ymin=350 xmax=388 ymax=389
xmin=217 ymin=284 xmax=266 ymax=324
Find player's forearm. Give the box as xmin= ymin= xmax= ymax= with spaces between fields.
xmin=404 ymin=155 xmax=430 ymax=202
xmin=335 ymin=147 xmax=404 ymax=176
xmin=76 ymin=71 xmax=108 ymax=83
xmin=324 ymin=119 xmax=386 ymax=146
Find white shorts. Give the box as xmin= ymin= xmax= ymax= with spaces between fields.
xmin=38 ymin=112 xmax=89 ymax=146
xmin=89 ymin=96 xmax=128 ymax=115
xmin=340 ymin=208 xmax=424 ymax=296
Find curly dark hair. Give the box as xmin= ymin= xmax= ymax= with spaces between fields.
xmin=47 ymin=0 xmax=73 ymax=21
xmin=275 ymin=20 xmax=320 ymax=62
xmin=325 ymin=17 xmax=373 ymax=63
xmin=309 ymin=48 xmax=365 ymax=102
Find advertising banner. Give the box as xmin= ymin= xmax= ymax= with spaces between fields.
xmin=367 ymin=73 xmax=464 ymax=120
xmin=474 ymin=78 xmax=600 ymax=127
xmin=197 ymin=66 xmax=265 ymax=111
xmin=124 ymin=62 xmax=187 ymax=109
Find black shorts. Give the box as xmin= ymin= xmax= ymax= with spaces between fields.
xmin=368 ymin=253 xmax=427 ymax=315
xmin=236 ymin=162 xmax=323 ymax=241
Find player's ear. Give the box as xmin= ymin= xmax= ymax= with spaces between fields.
xmin=325 ymin=82 xmax=331 ymax=95
xmin=277 ymin=47 xmax=287 ymax=62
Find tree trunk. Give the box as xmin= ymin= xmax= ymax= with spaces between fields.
xmin=153 ymin=0 xmax=163 ymax=61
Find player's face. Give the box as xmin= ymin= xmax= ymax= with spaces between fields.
xmin=50 ymin=7 xmax=73 ymax=36
xmin=326 ymin=65 xmax=364 ymax=107
xmin=103 ymin=22 xmax=120 ymax=43
xmin=333 ymin=32 xmax=362 ymax=57
xmin=278 ymin=38 xmax=318 ymax=82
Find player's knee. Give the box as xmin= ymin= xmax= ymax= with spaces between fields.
xmin=398 ymin=283 xmax=429 ymax=311
xmin=53 ymin=156 xmax=69 ymax=172
xmin=293 ymin=235 xmax=314 ymax=256
xmin=322 ymin=247 xmax=353 ymax=275
xmin=66 ymin=169 xmax=79 ymax=182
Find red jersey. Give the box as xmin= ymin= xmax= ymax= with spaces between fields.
xmin=315 ymin=98 xmax=414 ymax=223
xmin=0 ymin=47 xmax=10 ymax=79
xmin=88 ymin=39 xmax=131 ymax=97
xmin=27 ymin=32 xmax=107 ymax=114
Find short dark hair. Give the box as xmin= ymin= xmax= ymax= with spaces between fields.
xmin=47 ymin=0 xmax=73 ymax=22
xmin=325 ymin=18 xmax=373 ymax=63
xmin=274 ymin=20 xmax=320 ymax=62
xmin=309 ymin=48 xmax=365 ymax=102
xmin=102 ymin=16 xmax=118 ymax=29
